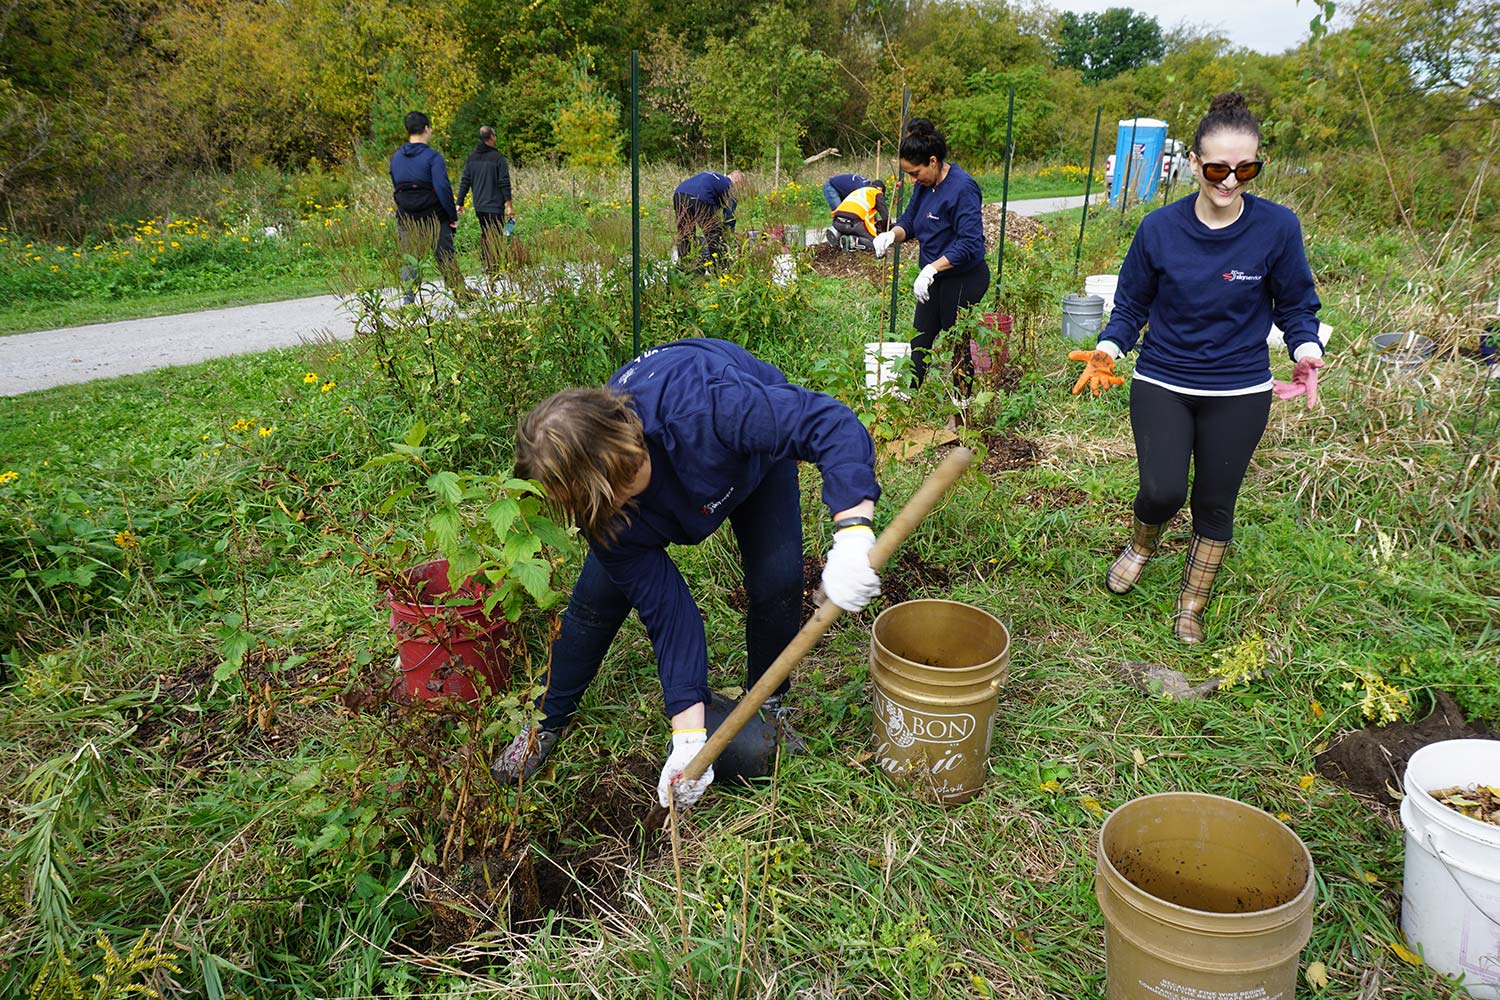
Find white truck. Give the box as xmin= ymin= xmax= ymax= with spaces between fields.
xmin=1105 ymin=139 xmax=1190 ymax=190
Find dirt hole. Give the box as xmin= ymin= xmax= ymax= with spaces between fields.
xmin=418 ymin=753 xmax=665 ymax=948
xmin=1315 ymin=691 xmax=1496 ymax=805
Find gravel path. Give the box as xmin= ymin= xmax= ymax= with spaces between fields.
xmin=0 ymin=295 xmax=360 ymax=397
xmin=998 ymin=193 xmax=1105 ymax=216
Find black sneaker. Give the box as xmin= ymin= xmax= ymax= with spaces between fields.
xmin=492 ymin=725 xmax=560 ymax=784
xmin=761 ymin=695 xmax=806 ymax=757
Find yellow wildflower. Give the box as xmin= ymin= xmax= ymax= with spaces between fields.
xmin=320 ymin=381 xmax=336 ymax=392
xmin=114 ymin=529 xmax=138 ymax=549
xmin=304 ymin=372 xmax=319 ymax=383
xmin=0 ymin=470 xmax=19 ymax=485
xmin=258 ymin=425 xmax=276 ymax=437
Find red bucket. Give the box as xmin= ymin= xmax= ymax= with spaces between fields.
xmin=386 ymin=559 xmax=510 ymax=702
xmin=972 ymin=313 xmax=1014 ymax=372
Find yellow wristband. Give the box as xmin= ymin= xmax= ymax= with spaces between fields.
xmin=673 ymin=727 xmax=707 ymax=735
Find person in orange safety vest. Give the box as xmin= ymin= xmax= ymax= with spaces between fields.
xmin=824 ymin=181 xmax=888 ymax=252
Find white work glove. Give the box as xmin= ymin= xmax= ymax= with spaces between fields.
xmin=913 ymin=264 xmax=940 ymax=304
xmin=821 ymin=526 xmax=881 ymax=611
xmin=658 ymin=729 xmax=714 ymax=808
xmin=872 ymin=231 xmax=896 ymax=258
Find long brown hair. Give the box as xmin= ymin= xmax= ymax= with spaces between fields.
xmin=514 ymin=388 xmax=647 ymax=543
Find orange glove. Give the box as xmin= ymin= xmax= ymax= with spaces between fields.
xmin=1068 ymin=349 xmax=1125 ymax=396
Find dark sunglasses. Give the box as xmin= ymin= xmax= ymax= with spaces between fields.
xmin=1200 ymin=160 xmax=1264 ymax=184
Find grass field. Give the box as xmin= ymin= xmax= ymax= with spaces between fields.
xmin=1 ymin=168 xmax=1497 ymax=999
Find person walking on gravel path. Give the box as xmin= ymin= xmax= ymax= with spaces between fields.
xmin=456 ymin=125 xmax=514 ymax=277
xmin=389 ymin=111 xmax=468 ymax=302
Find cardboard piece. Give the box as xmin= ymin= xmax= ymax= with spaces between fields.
xmin=882 ymin=425 xmax=960 ymax=462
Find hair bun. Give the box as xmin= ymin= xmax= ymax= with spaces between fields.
xmin=1208 ymin=92 xmax=1249 ymax=114
xmin=904 ymin=116 xmax=935 ymax=137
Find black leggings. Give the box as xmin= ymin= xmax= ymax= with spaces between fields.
xmin=1130 ymin=379 xmax=1272 ymax=542
xmin=911 ymin=263 xmax=990 ymax=387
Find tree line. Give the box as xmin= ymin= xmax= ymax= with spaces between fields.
xmin=0 ymin=0 xmax=1491 ymax=232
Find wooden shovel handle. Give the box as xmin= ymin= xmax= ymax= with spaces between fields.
xmin=678 ymin=446 xmax=974 ymax=783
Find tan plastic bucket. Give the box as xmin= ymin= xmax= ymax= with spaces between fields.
xmin=869 ymin=600 xmax=1010 ymax=804
xmin=1096 ymin=793 xmax=1317 ymax=1000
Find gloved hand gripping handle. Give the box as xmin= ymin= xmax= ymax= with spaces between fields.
xmin=675 ymin=447 xmax=975 ymax=785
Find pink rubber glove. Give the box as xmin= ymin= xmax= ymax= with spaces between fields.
xmin=1273 ymin=356 xmax=1324 ymax=409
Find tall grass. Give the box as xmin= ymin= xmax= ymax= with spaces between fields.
xmin=1 ymin=158 xmax=1497 ymax=999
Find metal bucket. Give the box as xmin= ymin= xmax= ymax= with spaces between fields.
xmin=783 ymin=224 xmax=803 ymax=248
xmin=870 ymin=600 xmax=1010 ymax=805
xmin=1063 ymin=293 xmax=1106 ymax=343
xmin=1373 ymin=331 xmax=1436 ymax=376
xmin=1096 ymin=793 xmax=1316 ymax=1000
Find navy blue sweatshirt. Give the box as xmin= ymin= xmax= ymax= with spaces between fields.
xmin=828 ymin=173 xmax=873 ymax=201
xmin=389 ymin=142 xmax=458 ymax=222
xmin=595 ymin=339 xmax=880 ymax=716
xmin=1099 ymin=194 xmax=1323 ymax=392
xmin=895 ymin=162 xmax=986 ymax=272
xmin=674 ymin=171 xmax=737 ymax=227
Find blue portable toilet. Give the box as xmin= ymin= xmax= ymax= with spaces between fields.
xmin=1109 ymin=117 xmax=1168 ymax=206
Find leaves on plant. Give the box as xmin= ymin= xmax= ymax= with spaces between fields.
xmin=1305 ymin=960 xmax=1330 ymax=990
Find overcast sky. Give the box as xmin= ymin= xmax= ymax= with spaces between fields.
xmin=1048 ymin=0 xmax=1328 ymax=55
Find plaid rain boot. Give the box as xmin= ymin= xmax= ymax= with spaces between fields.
xmin=1174 ymin=534 xmax=1229 ymax=644
xmin=1106 ymin=519 xmax=1167 ymax=595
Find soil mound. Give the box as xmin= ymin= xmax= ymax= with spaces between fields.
xmin=808 ymin=241 xmax=886 ymax=282
xmin=1315 ymin=691 xmax=1496 ymax=805
xmin=980 ymin=205 xmax=1050 ymax=249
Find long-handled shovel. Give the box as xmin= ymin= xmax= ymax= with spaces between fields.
xmin=673 ymin=446 xmax=975 ymax=796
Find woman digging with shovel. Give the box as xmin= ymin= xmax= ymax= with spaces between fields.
xmin=1068 ymin=92 xmax=1326 ymax=644
xmin=493 ymin=338 xmax=883 ymax=809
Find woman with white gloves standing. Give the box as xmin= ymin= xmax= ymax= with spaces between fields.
xmin=873 ymin=118 xmax=990 ymax=393
xmin=495 ymin=338 xmax=883 ymax=809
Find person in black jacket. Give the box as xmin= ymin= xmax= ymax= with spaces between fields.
xmin=457 ymin=125 xmax=514 ymax=276
xmin=388 ymin=111 xmax=468 ymax=303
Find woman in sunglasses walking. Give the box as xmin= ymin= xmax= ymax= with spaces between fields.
xmin=1069 ymin=92 xmax=1326 ymax=643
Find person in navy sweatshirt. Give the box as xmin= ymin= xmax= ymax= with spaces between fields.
xmin=388 ymin=111 xmax=467 ymax=303
xmin=872 ymin=119 xmax=990 ymax=392
xmin=823 ymin=172 xmax=875 ymax=211
xmin=673 ymin=170 xmax=743 ymax=272
xmin=1069 ymin=92 xmax=1325 ymax=644
xmin=495 ymin=338 xmax=883 ymax=809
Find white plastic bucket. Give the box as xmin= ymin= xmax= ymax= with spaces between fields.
xmin=1400 ymin=738 xmax=1500 ymax=997
xmin=865 ymin=342 xmax=911 ymax=398
xmin=1085 ymin=274 xmax=1118 ymax=313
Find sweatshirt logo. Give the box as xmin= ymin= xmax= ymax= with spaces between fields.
xmin=700 ymin=487 xmax=734 ymax=516
xmin=926 ymin=211 xmax=941 ymax=222
xmin=1221 ymin=270 xmax=1264 ymax=282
